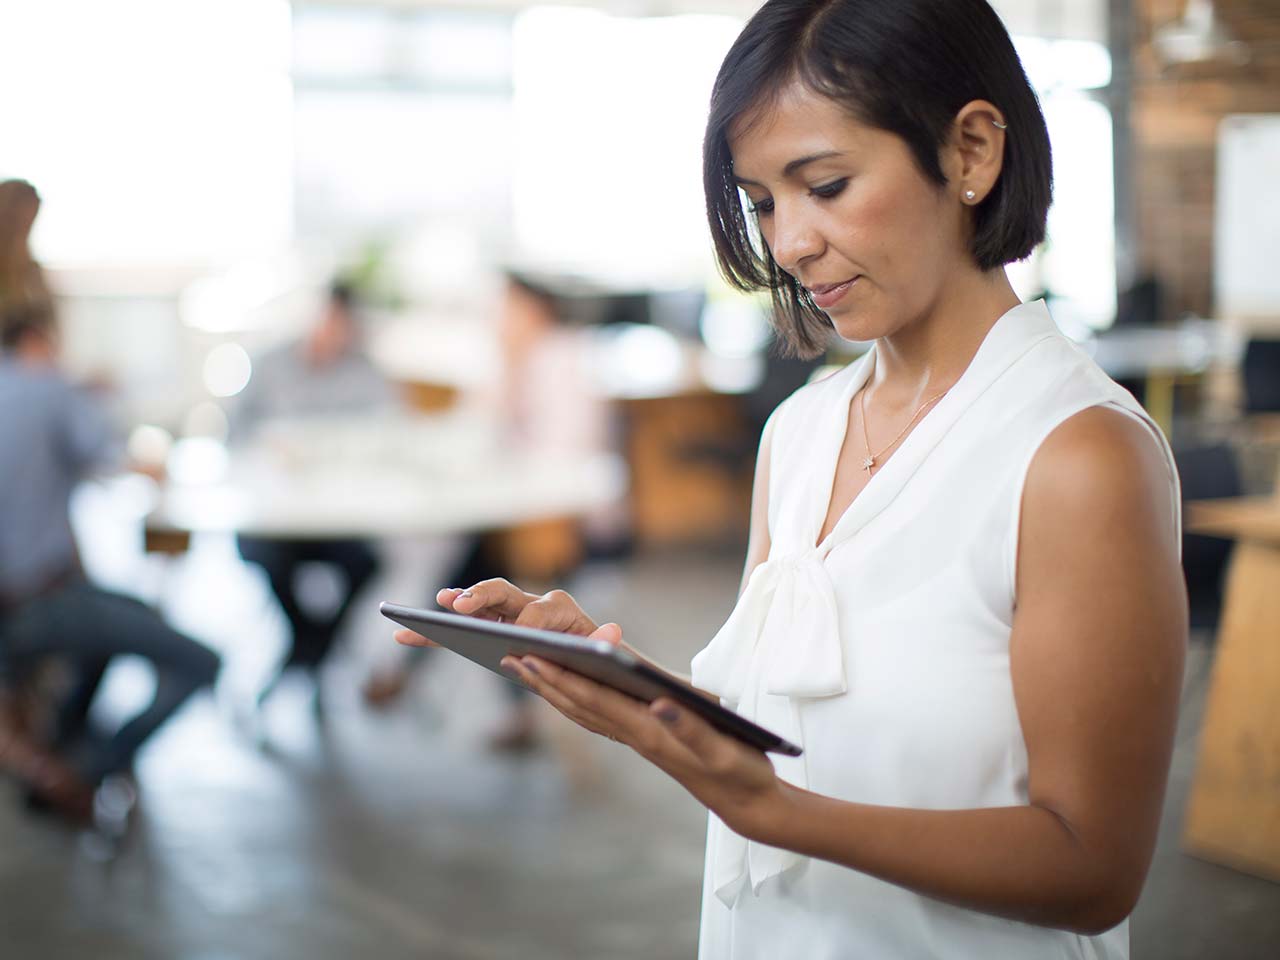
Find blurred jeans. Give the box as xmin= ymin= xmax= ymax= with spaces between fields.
xmin=0 ymin=581 xmax=220 ymax=783
xmin=237 ymin=536 xmax=379 ymax=673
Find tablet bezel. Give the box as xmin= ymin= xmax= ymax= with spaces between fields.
xmin=379 ymin=602 xmax=802 ymax=757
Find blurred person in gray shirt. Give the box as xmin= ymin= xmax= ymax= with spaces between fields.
xmin=234 ymin=280 xmax=395 ymax=711
xmin=0 ymin=301 xmax=220 ymax=819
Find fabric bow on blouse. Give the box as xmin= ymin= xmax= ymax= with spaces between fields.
xmin=690 ymin=548 xmax=846 ymax=906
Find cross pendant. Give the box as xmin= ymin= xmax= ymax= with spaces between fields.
xmin=862 ymin=455 xmax=875 ymax=471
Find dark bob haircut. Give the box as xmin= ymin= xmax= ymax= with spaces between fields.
xmin=704 ymin=0 xmax=1054 ymax=358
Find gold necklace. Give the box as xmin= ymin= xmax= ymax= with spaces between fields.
xmin=858 ymin=385 xmax=948 ymax=473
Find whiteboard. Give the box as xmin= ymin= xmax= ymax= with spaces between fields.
xmin=1216 ymin=114 xmax=1280 ymax=324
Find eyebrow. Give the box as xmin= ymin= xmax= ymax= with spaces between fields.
xmin=733 ymin=150 xmax=846 ymax=186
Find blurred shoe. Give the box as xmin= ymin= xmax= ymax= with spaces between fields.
xmin=487 ymin=709 xmax=541 ymax=754
xmin=93 ymin=772 xmax=139 ymax=839
xmin=2 ymin=729 xmax=96 ymax=826
xmin=362 ymin=668 xmax=410 ymax=709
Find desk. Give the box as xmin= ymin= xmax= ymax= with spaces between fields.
xmin=1182 ymin=496 xmax=1280 ymax=880
xmin=1083 ymin=321 xmax=1243 ymax=434
xmin=144 ymin=416 xmax=626 ymax=577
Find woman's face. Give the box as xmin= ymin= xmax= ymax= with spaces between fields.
xmin=729 ymin=81 xmax=970 ymax=343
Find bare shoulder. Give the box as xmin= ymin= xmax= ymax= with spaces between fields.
xmin=1023 ymin=405 xmax=1176 ymax=544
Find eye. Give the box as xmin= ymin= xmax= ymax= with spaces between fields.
xmin=748 ymin=197 xmax=774 ymax=216
xmin=810 ymin=178 xmax=849 ymax=200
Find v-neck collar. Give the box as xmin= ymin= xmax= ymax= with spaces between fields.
xmin=807 ymin=300 xmax=1060 ymax=557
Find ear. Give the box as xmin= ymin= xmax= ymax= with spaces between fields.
xmin=946 ymin=100 xmax=1008 ymax=207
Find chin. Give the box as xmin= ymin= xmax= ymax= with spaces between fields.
xmin=827 ymin=307 xmax=895 ymax=345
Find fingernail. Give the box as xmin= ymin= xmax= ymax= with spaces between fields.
xmin=655 ymin=705 xmax=679 ymax=725
xmin=459 ymin=590 xmax=473 ymax=599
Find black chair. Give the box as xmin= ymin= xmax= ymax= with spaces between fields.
xmin=1113 ymin=274 xmax=1164 ymax=328
xmin=1173 ymin=443 xmax=1243 ymax=633
xmin=1241 ymin=339 xmax=1280 ymax=414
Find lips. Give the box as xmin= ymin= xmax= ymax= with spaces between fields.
xmin=806 ymin=276 xmax=859 ymax=309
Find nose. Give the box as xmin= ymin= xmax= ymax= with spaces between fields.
xmin=767 ymin=201 xmax=824 ymax=276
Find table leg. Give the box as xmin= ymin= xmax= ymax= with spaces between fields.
xmin=1182 ymin=539 xmax=1280 ymax=880
xmin=1144 ymin=371 xmax=1176 ymax=438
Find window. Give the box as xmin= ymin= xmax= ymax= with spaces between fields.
xmin=0 ymin=0 xmax=292 ymax=269
xmin=510 ymin=8 xmax=743 ymax=283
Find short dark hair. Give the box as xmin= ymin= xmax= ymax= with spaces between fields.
xmin=0 ymin=299 xmax=56 ymax=351
xmin=329 ymin=279 xmax=358 ymax=311
xmin=703 ymin=0 xmax=1053 ymax=358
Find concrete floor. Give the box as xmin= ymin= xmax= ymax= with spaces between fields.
xmin=2 ymin=529 xmax=1278 ymax=958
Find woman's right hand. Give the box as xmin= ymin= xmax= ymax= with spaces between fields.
xmin=393 ymin=578 xmax=623 ymax=650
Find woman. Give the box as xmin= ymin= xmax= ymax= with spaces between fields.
xmin=396 ymin=2 xmax=1186 ymax=957
xmin=0 ymin=179 xmax=53 ymax=314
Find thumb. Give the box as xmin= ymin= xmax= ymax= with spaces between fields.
xmin=590 ymin=622 xmax=624 ymax=646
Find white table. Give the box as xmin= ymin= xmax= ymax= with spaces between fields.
xmin=1084 ymin=319 xmax=1242 ymax=381
xmin=144 ymin=415 xmax=627 ymax=542
xmin=1081 ymin=320 xmax=1243 ymax=433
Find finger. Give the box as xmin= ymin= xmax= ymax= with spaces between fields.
xmin=515 ymin=656 xmax=706 ymax=770
xmin=515 ymin=591 xmax=598 ymax=636
xmin=590 ymin=622 xmax=624 ymax=646
xmin=500 ymin=657 xmax=621 ymax=740
xmin=450 ymin=578 xmax=537 ymax=621
xmin=435 ymin=587 xmax=465 ymax=610
xmin=519 ymin=656 xmax=641 ymax=717
xmin=521 ymin=659 xmax=709 ymax=769
xmin=394 ymin=629 xmax=438 ymax=648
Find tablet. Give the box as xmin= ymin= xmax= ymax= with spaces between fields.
xmin=380 ymin=602 xmax=802 ymax=757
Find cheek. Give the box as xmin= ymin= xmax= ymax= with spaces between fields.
xmin=845 ymin=182 xmax=953 ymax=272
xmin=833 ymin=176 xmax=919 ymax=247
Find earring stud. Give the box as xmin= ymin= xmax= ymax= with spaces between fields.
xmin=964 ymin=189 xmax=977 ymax=202
xmin=992 ymin=119 xmax=1008 ymax=130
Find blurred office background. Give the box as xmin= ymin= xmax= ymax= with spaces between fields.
xmin=2 ymin=0 xmax=1280 ymax=957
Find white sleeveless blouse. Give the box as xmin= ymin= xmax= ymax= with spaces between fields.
xmin=690 ymin=301 xmax=1179 ymax=960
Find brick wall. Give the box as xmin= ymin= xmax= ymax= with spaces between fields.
xmin=1132 ymin=0 xmax=1280 ymax=323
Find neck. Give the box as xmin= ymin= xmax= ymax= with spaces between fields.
xmin=869 ymin=267 xmax=1021 ymax=407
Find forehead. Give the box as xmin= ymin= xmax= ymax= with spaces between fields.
xmin=728 ymin=81 xmax=871 ymax=179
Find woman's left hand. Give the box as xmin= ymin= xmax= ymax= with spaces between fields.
xmin=502 ymin=653 xmax=787 ymax=842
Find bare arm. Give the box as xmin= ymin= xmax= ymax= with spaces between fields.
xmin=733 ymin=406 xmax=1187 ymax=933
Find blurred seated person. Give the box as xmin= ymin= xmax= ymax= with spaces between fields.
xmin=233 ymin=280 xmax=398 ymax=710
xmin=0 ymin=301 xmax=220 ymax=818
xmin=363 ymin=274 xmax=608 ymax=750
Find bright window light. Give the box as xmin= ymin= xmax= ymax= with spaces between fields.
xmin=1007 ymin=35 xmax=1117 ymax=330
xmin=1041 ymin=93 xmax=1116 ymax=330
xmin=0 ymin=0 xmax=292 ymax=270
xmin=1014 ymin=37 xmax=1112 ymax=92
xmin=511 ymin=8 xmax=743 ymax=283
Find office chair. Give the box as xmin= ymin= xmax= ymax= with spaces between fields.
xmin=1173 ymin=442 xmax=1243 ymax=634
xmin=1241 ymin=339 xmax=1280 ymax=414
